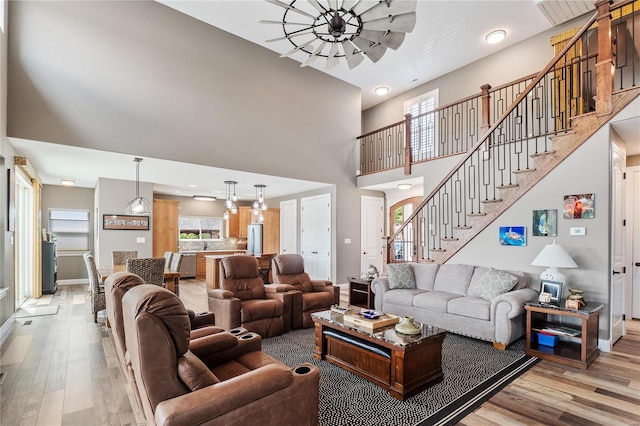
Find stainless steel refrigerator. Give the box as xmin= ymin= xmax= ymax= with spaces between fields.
xmin=247 ymin=224 xmax=263 ymax=256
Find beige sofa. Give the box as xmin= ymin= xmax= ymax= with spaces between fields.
xmin=371 ymin=263 xmax=538 ymax=349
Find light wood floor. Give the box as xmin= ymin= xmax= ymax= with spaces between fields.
xmin=1 ymin=281 xmax=638 ymax=426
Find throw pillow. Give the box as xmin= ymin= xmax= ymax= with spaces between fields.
xmin=468 ymin=268 xmax=519 ymax=301
xmin=387 ymin=263 xmax=416 ymax=289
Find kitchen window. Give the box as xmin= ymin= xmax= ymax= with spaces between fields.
xmin=179 ymin=216 xmax=222 ymax=240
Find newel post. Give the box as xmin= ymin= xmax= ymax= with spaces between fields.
xmin=480 ymin=84 xmax=492 ymax=134
xmin=595 ymin=0 xmax=614 ymax=117
xmin=404 ymin=113 xmax=412 ymax=176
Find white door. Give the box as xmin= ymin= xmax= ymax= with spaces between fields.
xmin=301 ymin=193 xmax=331 ymax=281
xmin=361 ymin=196 xmax=384 ymax=274
xmin=280 ymin=199 xmax=297 ymax=254
xmin=15 ymin=169 xmax=34 ymax=306
xmin=611 ymin=142 xmax=626 ymax=343
xmin=631 ymin=167 xmax=640 ymax=319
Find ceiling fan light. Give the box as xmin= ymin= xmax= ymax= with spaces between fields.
xmin=485 ymin=30 xmax=506 ymax=45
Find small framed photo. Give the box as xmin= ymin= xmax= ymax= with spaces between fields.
xmin=541 ymin=280 xmax=563 ymax=303
xmin=103 ymin=214 xmax=149 ymax=230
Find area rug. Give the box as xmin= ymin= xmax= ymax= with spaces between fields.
xmin=261 ymin=328 xmax=538 ymax=426
xmin=16 ymin=304 xmax=59 ymax=318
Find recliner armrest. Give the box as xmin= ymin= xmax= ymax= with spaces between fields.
xmin=188 ymin=311 xmax=216 ymax=329
xmin=208 ymin=289 xmax=236 ymax=300
xmin=154 ymin=363 xmax=293 ymax=426
xmin=264 ymin=283 xmax=295 ymax=293
xmin=311 ymin=280 xmax=332 ymax=289
xmin=190 ymin=326 xmax=225 ymax=340
xmin=189 ymin=332 xmax=238 ymax=357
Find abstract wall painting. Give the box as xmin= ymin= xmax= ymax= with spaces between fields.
xmin=499 ymin=226 xmax=527 ymax=246
xmin=532 ymin=209 xmax=557 ymax=237
xmin=563 ymin=194 xmax=595 ymax=219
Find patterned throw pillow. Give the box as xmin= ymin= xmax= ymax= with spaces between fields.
xmin=468 ymin=268 xmax=518 ymax=301
xmin=387 ymin=263 xmax=416 ymax=289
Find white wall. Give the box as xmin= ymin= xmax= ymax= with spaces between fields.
xmin=95 ymin=177 xmax=153 ymax=268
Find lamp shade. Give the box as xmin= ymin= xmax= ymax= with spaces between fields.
xmin=531 ymin=241 xmax=578 ymax=268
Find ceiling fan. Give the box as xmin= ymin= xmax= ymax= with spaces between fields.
xmin=261 ymin=0 xmax=417 ymax=70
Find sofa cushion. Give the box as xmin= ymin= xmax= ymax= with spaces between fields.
xmin=387 ymin=263 xmax=416 ymax=289
xmin=413 ymin=291 xmax=462 ymax=313
xmin=411 ymin=263 xmax=439 ymax=291
xmin=384 ymin=288 xmax=426 ymax=306
xmin=468 ymin=268 xmax=518 ymax=301
xmin=447 ymin=296 xmax=491 ymax=320
xmin=433 ymin=264 xmax=475 ymax=295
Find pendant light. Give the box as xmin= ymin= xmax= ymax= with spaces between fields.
xmin=223 ymin=180 xmax=238 ymax=221
xmin=125 ymin=157 xmax=152 ymax=216
xmin=253 ymin=184 xmax=266 ymax=222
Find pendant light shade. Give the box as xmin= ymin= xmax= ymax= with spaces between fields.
xmin=125 ymin=158 xmax=152 ymax=216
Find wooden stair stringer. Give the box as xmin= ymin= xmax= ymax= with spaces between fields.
xmin=427 ymin=87 xmax=640 ymax=265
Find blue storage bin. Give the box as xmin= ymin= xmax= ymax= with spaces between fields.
xmin=538 ymin=333 xmax=559 ymax=347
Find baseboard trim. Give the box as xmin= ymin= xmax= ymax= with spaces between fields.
xmin=0 ymin=315 xmax=16 ymax=344
xmin=57 ymin=279 xmax=89 ymax=286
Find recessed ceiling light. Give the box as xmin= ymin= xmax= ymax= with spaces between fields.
xmin=60 ymin=179 xmax=75 ymax=186
xmin=193 ymin=195 xmax=217 ymax=201
xmin=188 ymin=184 xmax=196 ymax=188
xmin=397 ymin=183 xmax=412 ymax=190
xmin=485 ymin=30 xmax=506 ymax=45
xmin=374 ymin=86 xmax=390 ymax=96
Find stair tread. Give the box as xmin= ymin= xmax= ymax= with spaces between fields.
xmin=531 ymin=150 xmax=556 ymax=158
xmin=497 ymin=184 xmax=519 ymax=189
xmin=454 ymin=225 xmax=472 ymax=229
xmin=513 ymin=168 xmax=536 ymax=174
xmin=481 ymin=198 xmax=503 ymax=204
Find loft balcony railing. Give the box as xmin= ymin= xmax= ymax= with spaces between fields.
xmin=374 ymin=0 xmax=639 ymax=264
xmin=358 ymin=0 xmax=639 ymax=179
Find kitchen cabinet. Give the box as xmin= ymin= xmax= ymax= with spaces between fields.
xmin=227 ymin=211 xmax=240 ymax=238
xmin=153 ymin=199 xmax=179 ymax=257
xmin=238 ymin=207 xmax=252 ymax=238
xmin=194 ymin=250 xmax=245 ymax=279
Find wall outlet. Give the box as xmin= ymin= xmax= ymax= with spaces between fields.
xmin=570 ymin=227 xmax=586 ymax=236
xmin=136 ymin=237 xmax=146 ymax=243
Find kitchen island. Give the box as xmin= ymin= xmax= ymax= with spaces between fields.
xmin=180 ymin=250 xmax=246 ymax=279
xmin=205 ymin=253 xmax=276 ymax=289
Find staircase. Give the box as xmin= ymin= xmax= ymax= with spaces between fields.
xmin=369 ymin=0 xmax=640 ymax=265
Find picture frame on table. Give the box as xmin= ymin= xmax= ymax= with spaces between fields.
xmin=540 ymin=280 xmax=563 ymax=303
xmin=103 ymin=214 xmax=149 ymax=230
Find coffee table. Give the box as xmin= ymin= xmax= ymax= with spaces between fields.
xmin=312 ymin=309 xmax=446 ymax=400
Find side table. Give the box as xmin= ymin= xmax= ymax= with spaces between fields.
xmin=348 ymin=276 xmax=374 ymax=309
xmin=525 ymin=302 xmax=603 ymax=370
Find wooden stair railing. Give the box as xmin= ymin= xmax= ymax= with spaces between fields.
xmin=385 ymin=2 xmax=634 ymax=265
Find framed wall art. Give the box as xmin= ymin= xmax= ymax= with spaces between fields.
xmin=499 ymin=226 xmax=526 ymax=246
xmin=103 ymin=214 xmax=149 ymax=231
xmin=532 ymin=209 xmax=557 ymax=237
xmin=563 ymin=194 xmax=595 ymax=219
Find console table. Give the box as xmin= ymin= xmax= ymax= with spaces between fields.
xmin=525 ymin=302 xmax=602 ymax=370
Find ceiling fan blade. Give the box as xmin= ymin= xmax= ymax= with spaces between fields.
xmin=358 ymin=29 xmax=405 ymax=50
xmin=301 ymin=41 xmax=327 ymax=67
xmin=352 ymin=36 xmax=387 ymax=63
xmin=259 ymin=20 xmax=312 ymax=26
xmin=341 ymin=0 xmax=360 ymax=12
xmin=266 ymin=31 xmax=313 ymax=43
xmin=326 ymin=43 xmax=340 ymax=69
xmin=360 ymin=0 xmax=417 ymax=22
xmin=265 ymin=0 xmax=317 ymax=19
xmin=351 ymin=0 xmax=380 ymax=16
xmin=307 ymin=0 xmax=326 ymax=14
xmin=362 ymin=12 xmax=417 ymax=33
xmin=281 ymin=39 xmax=316 ymax=57
xmin=342 ymin=40 xmax=365 ymax=69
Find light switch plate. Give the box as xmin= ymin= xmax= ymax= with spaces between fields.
xmin=136 ymin=237 xmax=146 ymax=243
xmin=570 ymin=227 xmax=586 ymax=236
xmin=344 ymin=238 xmax=351 ymax=244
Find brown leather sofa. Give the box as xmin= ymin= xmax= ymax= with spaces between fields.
xmin=208 ymin=256 xmax=295 ymax=337
xmin=123 ymin=284 xmax=320 ymax=426
xmin=272 ymin=254 xmax=340 ymax=329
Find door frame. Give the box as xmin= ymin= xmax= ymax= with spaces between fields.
xmin=610 ymin=141 xmax=626 ymax=344
xmin=360 ymin=195 xmax=384 ymax=274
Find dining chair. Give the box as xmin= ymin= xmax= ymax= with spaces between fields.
xmin=126 ymin=257 xmax=165 ymax=287
xmin=83 ymin=252 xmax=106 ymax=323
xmin=112 ymin=250 xmax=138 ymax=266
xmin=163 ymin=251 xmax=173 ymax=269
xmin=169 ymin=253 xmax=183 ymax=296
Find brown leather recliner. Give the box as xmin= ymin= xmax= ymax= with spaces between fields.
xmin=208 ymin=256 xmax=296 ymax=337
xmin=105 ymin=271 xmax=220 ymax=372
xmin=123 ymin=284 xmax=319 ymax=426
xmin=272 ymin=254 xmax=339 ymax=329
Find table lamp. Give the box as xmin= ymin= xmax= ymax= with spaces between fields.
xmin=531 ymin=240 xmax=578 ymax=286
